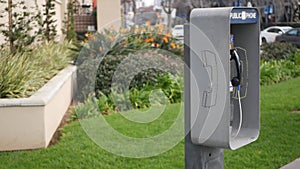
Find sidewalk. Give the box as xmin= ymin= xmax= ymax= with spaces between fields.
xmin=280 ymin=158 xmax=300 ymax=169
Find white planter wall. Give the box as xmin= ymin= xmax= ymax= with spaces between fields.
xmin=0 ymin=66 xmax=76 ymax=151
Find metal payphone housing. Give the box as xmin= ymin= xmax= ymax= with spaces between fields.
xmin=189 ymin=7 xmax=260 ymax=150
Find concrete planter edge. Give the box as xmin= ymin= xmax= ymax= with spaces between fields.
xmin=0 ymin=65 xmax=77 ymax=151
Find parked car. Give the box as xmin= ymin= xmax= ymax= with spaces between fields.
xmin=172 ymin=25 xmax=184 ymax=44
xmin=172 ymin=25 xmax=184 ymax=38
xmin=260 ymin=26 xmax=292 ymax=43
xmin=275 ymin=28 xmax=300 ymax=47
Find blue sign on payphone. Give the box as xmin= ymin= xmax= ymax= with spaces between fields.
xmin=230 ymin=8 xmax=258 ymax=24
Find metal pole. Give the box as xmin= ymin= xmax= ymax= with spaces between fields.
xmin=184 ymin=24 xmax=224 ymax=169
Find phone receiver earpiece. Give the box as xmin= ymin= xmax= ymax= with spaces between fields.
xmin=231 ymin=77 xmax=240 ymax=87
xmin=230 ymin=49 xmax=241 ymax=87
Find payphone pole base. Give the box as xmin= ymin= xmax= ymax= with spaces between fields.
xmin=184 ymin=23 xmax=224 ymax=169
xmin=185 ymin=134 xmax=224 ymax=169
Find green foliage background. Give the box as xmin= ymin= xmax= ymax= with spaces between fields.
xmin=260 ymin=42 xmax=300 ymax=85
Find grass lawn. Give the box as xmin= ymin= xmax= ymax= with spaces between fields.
xmin=0 ymin=78 xmax=300 ymax=169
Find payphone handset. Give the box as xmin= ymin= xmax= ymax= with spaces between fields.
xmin=230 ymin=35 xmax=242 ymax=87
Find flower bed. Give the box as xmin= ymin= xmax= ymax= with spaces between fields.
xmin=0 ymin=66 xmax=76 ymax=151
xmin=75 ymin=24 xmax=184 ymax=114
xmin=0 ymin=41 xmax=76 ymax=151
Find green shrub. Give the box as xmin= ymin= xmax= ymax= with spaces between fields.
xmin=76 ymin=25 xmax=183 ymax=67
xmin=260 ymin=42 xmax=298 ymax=61
xmin=76 ymin=24 xmax=183 ymax=95
xmin=75 ymin=25 xmax=184 ymax=113
xmin=93 ymin=51 xmax=183 ymax=111
xmin=290 ymin=50 xmax=300 ymax=65
xmin=95 ymin=55 xmax=127 ymax=95
xmin=0 ymin=51 xmax=32 ymax=98
xmin=81 ymin=25 xmax=183 ymax=57
xmin=0 ymin=41 xmax=73 ymax=98
xmin=156 ymin=73 xmax=183 ymax=104
xmin=260 ymin=42 xmax=300 ymax=85
xmin=97 ymin=92 xmax=116 ymax=114
xmin=295 ymin=54 xmax=300 ymax=65
xmin=260 ymin=60 xmax=300 ymax=85
xmin=24 ymin=41 xmax=74 ymax=96
xmin=71 ymin=92 xmax=117 ymax=121
xmin=95 ymin=51 xmax=182 ymax=94
xmin=129 ymin=73 xmax=183 ymax=109
xmin=71 ymin=94 xmax=101 ymax=120
xmin=75 ymin=52 xmax=183 ymax=113
xmin=72 ymin=73 xmax=183 ymax=117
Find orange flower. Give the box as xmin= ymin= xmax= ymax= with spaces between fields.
xmin=134 ymin=28 xmax=140 ymax=34
xmin=142 ymin=28 xmax=147 ymax=34
xmin=163 ymin=36 xmax=169 ymax=43
xmin=177 ymin=44 xmax=181 ymax=49
xmin=85 ymin=32 xmax=91 ymax=37
xmin=145 ymin=37 xmax=154 ymax=43
xmin=109 ymin=36 xmax=115 ymax=41
xmin=152 ymin=43 xmax=160 ymax=48
xmin=145 ymin=21 xmax=151 ymax=27
xmin=83 ymin=39 xmax=88 ymax=43
xmin=159 ymin=24 xmax=164 ymax=31
xmin=170 ymin=43 xmax=176 ymax=49
xmin=156 ymin=12 xmax=161 ymax=18
xmin=165 ymin=33 xmax=171 ymax=37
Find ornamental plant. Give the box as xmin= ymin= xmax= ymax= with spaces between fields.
xmin=260 ymin=42 xmax=300 ymax=85
xmin=260 ymin=42 xmax=297 ymax=61
xmin=41 ymin=0 xmax=57 ymax=41
xmin=76 ymin=23 xmax=184 ymax=111
xmin=0 ymin=0 xmax=41 ymax=53
xmin=260 ymin=60 xmax=300 ymax=85
xmin=62 ymin=2 xmax=77 ymax=41
xmin=82 ymin=22 xmax=183 ymax=57
xmin=0 ymin=41 xmax=73 ymax=98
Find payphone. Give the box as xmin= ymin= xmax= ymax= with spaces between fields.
xmin=188 ymin=7 xmax=260 ymax=150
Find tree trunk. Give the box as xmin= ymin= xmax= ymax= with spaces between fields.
xmin=131 ymin=0 xmax=137 ymax=26
xmin=168 ymin=0 xmax=172 ymax=32
xmin=8 ymin=0 xmax=13 ymax=53
xmin=162 ymin=0 xmax=173 ymax=32
xmin=168 ymin=11 xmax=172 ymax=31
